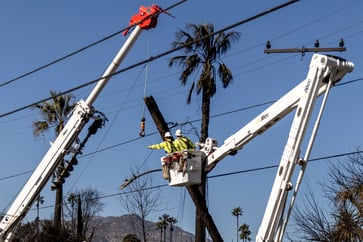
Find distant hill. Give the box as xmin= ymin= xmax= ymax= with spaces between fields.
xmin=90 ymin=214 xmax=204 ymax=242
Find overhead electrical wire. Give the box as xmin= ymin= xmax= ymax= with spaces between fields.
xmin=68 ymin=65 xmax=148 ymax=191
xmin=1 ymin=0 xmax=361 ymax=122
xmin=2 ymin=25 xmax=362 ymax=120
xmin=0 ymin=0 xmax=360 ymax=198
xmin=76 ymin=77 xmax=363 ymax=159
xmin=0 ymin=0 xmax=299 ymax=119
xmin=0 ymin=0 xmax=188 ymax=89
xmin=29 ymin=149 xmax=363 ymax=213
xmin=1 ymin=0 xmax=362 ymax=227
xmin=9 ymin=2 xmax=363 ymax=228
xmin=1 ymin=76 xmax=362 ymax=183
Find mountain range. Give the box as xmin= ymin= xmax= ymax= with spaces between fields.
xmin=90 ymin=214 xmax=206 ymax=242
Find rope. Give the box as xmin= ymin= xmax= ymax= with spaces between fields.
xmin=139 ymin=31 xmax=151 ymax=137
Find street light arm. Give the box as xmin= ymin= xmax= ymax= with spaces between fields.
xmin=119 ymin=168 xmax=162 ymax=189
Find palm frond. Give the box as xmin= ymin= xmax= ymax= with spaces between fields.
xmin=32 ymin=121 xmax=50 ymax=137
xmin=218 ymin=63 xmax=233 ymax=88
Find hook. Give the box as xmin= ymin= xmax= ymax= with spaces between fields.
xmin=139 ymin=117 xmax=146 ymax=137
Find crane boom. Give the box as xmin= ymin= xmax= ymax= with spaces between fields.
xmin=0 ymin=5 xmax=163 ymax=241
xmin=167 ymin=54 xmax=354 ymax=241
xmin=255 ymin=54 xmax=353 ymax=242
xmin=205 ymin=55 xmax=353 ymax=170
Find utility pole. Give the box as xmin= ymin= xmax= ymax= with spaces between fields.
xmin=144 ymin=96 xmax=172 ymax=136
xmin=144 ymin=95 xmax=223 ymax=241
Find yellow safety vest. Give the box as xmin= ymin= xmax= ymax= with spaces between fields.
xmin=149 ymin=140 xmax=176 ymax=154
xmin=174 ymin=137 xmax=195 ymax=151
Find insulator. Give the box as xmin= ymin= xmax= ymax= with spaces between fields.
xmin=266 ymin=41 xmax=271 ymax=49
xmin=314 ymin=39 xmax=319 ymax=48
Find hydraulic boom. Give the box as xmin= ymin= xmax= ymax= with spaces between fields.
xmin=167 ymin=54 xmax=354 ymax=241
xmin=0 ymin=5 xmax=163 ymax=241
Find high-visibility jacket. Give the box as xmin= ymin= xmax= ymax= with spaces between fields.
xmin=174 ymin=136 xmax=195 ymax=151
xmin=148 ymin=140 xmax=176 ymax=154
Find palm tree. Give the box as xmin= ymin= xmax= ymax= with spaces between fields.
xmin=232 ymin=207 xmax=243 ymax=241
xmin=158 ymin=214 xmax=170 ymax=242
xmin=239 ymin=223 xmax=252 ymax=242
xmin=33 ymin=90 xmax=75 ymax=227
xmin=35 ymin=195 xmax=44 ymax=238
xmin=169 ymin=22 xmax=240 ymax=242
xmin=167 ymin=216 xmax=177 ymax=242
xmin=169 ymin=22 xmax=240 ymax=143
xmin=156 ymin=221 xmax=165 ymax=242
xmin=67 ymin=193 xmax=77 ymax=233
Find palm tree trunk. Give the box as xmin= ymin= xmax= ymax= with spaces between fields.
xmin=54 ymin=184 xmax=62 ymax=227
xmin=236 ymin=216 xmax=239 ymax=242
xmin=163 ymin=224 xmax=167 ymax=242
xmin=200 ymin=90 xmax=211 ymax=143
xmin=195 ymin=175 xmax=206 ymax=242
xmin=159 ymin=228 xmax=162 ymax=242
xmin=195 ymin=89 xmax=211 ymax=242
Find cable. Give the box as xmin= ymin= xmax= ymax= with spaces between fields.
xmin=3 ymin=1 xmax=361 ymax=122
xmin=1 ymin=76 xmax=362 ymax=183
xmin=0 ymin=29 xmax=126 ymax=89
xmin=0 ymin=170 xmax=33 ymax=181
xmin=1 ymin=0 xmax=362 ymax=181
xmin=0 ymin=76 xmax=360 ymax=175
xmin=1 ymin=97 xmax=270 ymax=182
xmin=139 ymin=32 xmax=151 ymax=138
xmin=0 ymin=0 xmax=188 ymax=89
xmin=30 ymin=150 xmax=363 ymax=213
xmin=69 ymin=66 xmax=146 ymax=190
xmin=0 ymin=0 xmax=299 ymax=119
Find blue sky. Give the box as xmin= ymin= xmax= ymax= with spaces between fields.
xmin=0 ymin=0 xmax=362 ymax=241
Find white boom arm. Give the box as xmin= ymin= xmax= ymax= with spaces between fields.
xmin=202 ymin=54 xmax=353 ymax=241
xmin=0 ymin=100 xmax=93 ymax=241
xmin=0 ymin=4 xmax=163 ymax=240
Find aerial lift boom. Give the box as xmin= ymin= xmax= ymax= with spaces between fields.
xmin=167 ymin=54 xmax=354 ymax=241
xmin=0 ymin=5 xmax=163 ymax=241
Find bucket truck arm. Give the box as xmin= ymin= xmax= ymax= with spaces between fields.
xmin=204 ymin=54 xmax=353 ymax=170
xmin=167 ymin=54 xmax=354 ymax=241
xmin=0 ymin=5 xmax=163 ymax=241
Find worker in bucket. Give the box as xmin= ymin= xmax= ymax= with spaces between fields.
xmin=173 ymin=129 xmax=195 ymax=173
xmin=148 ymin=131 xmax=176 ymax=179
xmin=148 ymin=131 xmax=176 ymax=154
xmin=174 ymin=129 xmax=195 ymax=151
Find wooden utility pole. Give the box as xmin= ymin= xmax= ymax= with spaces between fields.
xmin=144 ymin=96 xmax=171 ymax=137
xmin=144 ymin=96 xmax=223 ymax=242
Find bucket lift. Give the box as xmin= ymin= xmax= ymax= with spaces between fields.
xmin=166 ymin=54 xmax=354 ymax=242
xmin=162 ymin=150 xmax=205 ymax=186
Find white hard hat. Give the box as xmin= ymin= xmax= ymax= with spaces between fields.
xmin=164 ymin=131 xmax=172 ymax=138
xmin=175 ymin=129 xmax=182 ymax=137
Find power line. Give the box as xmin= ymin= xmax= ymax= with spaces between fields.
xmin=0 ymin=0 xmax=188 ymax=89
xmin=76 ymin=76 xmax=363 ymax=158
xmin=31 ymin=150 xmax=363 ymax=212
xmin=89 ymin=150 xmax=363 ymax=199
xmin=208 ymin=151 xmax=363 ymax=179
xmin=0 ymin=0 xmax=299 ymax=119
xmin=0 ymin=170 xmax=33 ymax=182
xmin=1 ymin=79 xmax=362 ymax=183
xmin=0 ymin=0 xmax=361 ymax=192
xmin=0 ymin=0 xmax=362 ymax=123
xmin=1 ymin=0 xmax=360 ymax=122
